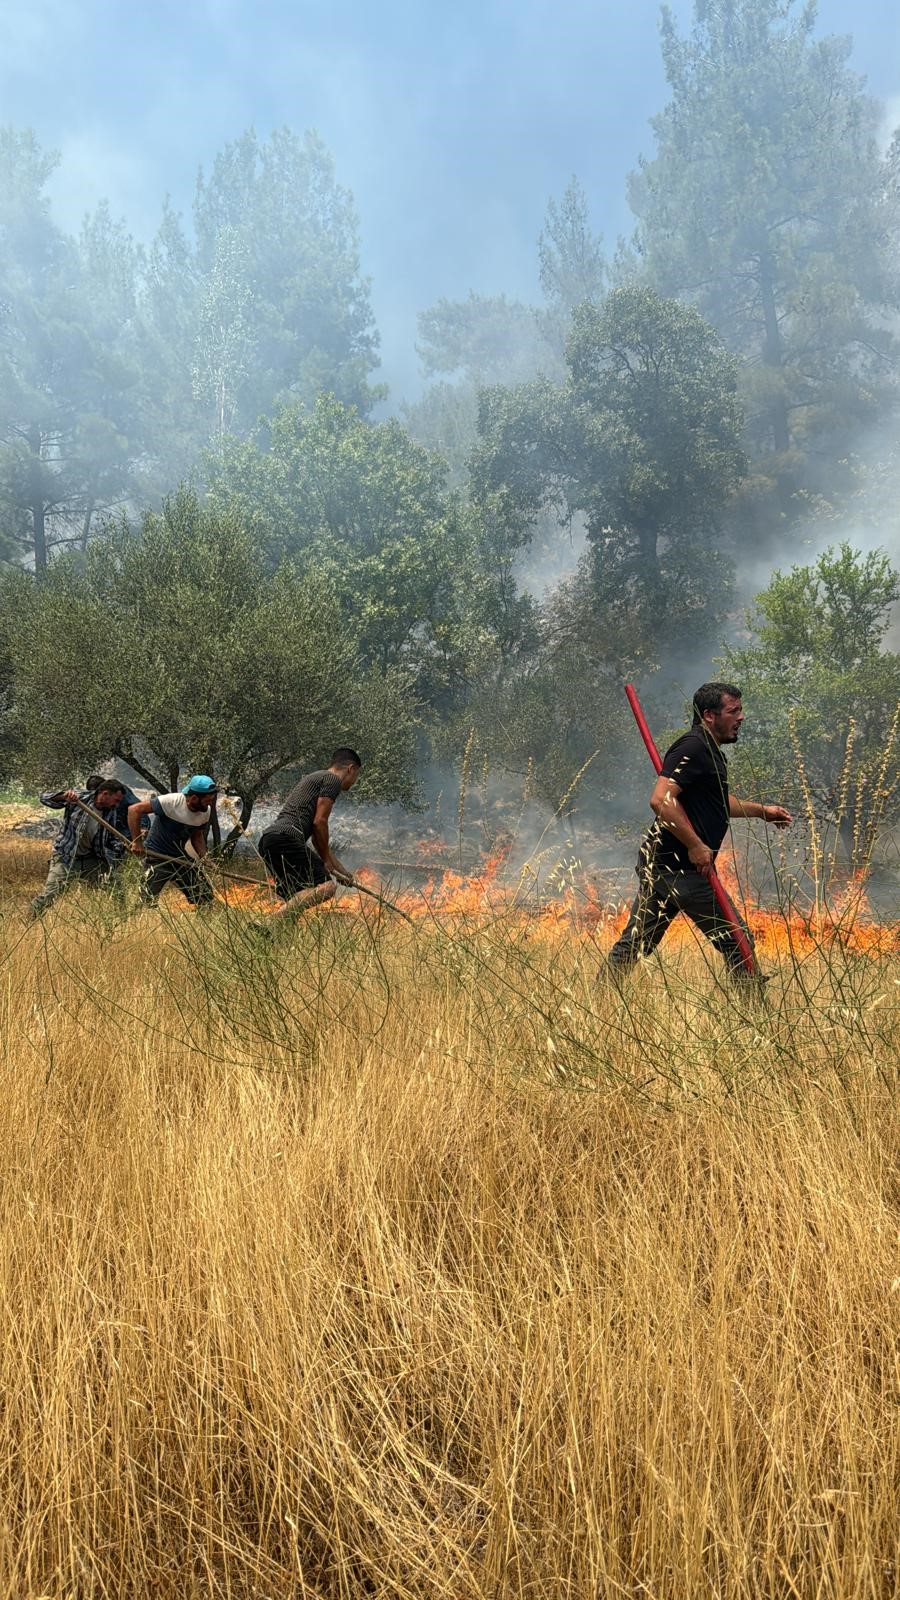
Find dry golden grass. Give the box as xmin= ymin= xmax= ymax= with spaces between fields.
xmin=0 ymin=835 xmax=897 ymax=1598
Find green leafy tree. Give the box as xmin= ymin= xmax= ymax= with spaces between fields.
xmin=0 ymin=130 xmax=149 ymax=571
xmin=473 ymin=286 xmax=746 ymax=653
xmin=437 ymin=562 xmax=646 ymax=813
xmin=723 ymin=543 xmax=900 ymax=859
xmin=2 ymin=490 xmax=418 ymax=829
xmin=192 ymin=127 xmax=382 ymax=430
xmin=537 ymin=176 xmax=607 ymax=354
xmin=628 ymin=0 xmax=900 ymax=527
xmin=191 ymin=225 xmax=254 ymax=441
xmin=142 ymin=200 xmax=204 ymax=486
xmin=207 ymin=395 xmax=514 ymax=715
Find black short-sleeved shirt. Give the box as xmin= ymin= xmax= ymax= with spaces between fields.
xmin=644 ymin=729 xmax=730 ymax=869
xmin=270 ymin=770 xmax=343 ymax=843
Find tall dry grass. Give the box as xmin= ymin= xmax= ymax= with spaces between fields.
xmin=0 ymin=835 xmax=896 ymax=1598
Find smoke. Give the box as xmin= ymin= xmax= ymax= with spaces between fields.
xmin=878 ymin=92 xmax=900 ymax=150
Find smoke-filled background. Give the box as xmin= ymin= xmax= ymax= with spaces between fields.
xmin=1 ymin=0 xmax=899 ymax=895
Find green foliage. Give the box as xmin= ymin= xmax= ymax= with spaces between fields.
xmin=0 ymin=121 xmax=384 ymax=573
xmin=192 ymin=128 xmax=382 ymax=429
xmin=416 ymin=293 xmax=556 ymax=387
xmin=473 ymin=286 xmax=745 ymax=653
xmin=723 ymin=544 xmax=900 ymax=850
xmin=207 ymin=395 xmax=515 ymax=714
xmin=538 ymin=178 xmax=606 ymax=318
xmin=437 ymin=562 xmax=645 ymax=813
xmin=629 ymin=0 xmax=900 ymax=526
xmin=1 ymin=490 xmax=418 ymax=819
xmin=0 ymin=131 xmax=148 ymax=570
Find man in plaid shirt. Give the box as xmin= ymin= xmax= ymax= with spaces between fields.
xmin=30 ymin=779 xmax=127 ymax=917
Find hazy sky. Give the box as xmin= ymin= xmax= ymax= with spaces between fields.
xmin=3 ymin=0 xmax=898 ymax=402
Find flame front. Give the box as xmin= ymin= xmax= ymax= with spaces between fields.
xmin=204 ymin=843 xmax=898 ymax=956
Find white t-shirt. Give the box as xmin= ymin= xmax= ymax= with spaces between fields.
xmin=146 ymin=793 xmax=213 ymax=858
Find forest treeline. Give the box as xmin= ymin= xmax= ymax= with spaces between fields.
xmin=1 ymin=0 xmax=899 ymax=837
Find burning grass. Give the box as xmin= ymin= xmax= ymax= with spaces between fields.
xmin=0 ymin=834 xmax=897 ymax=1597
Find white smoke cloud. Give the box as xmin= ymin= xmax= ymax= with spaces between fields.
xmin=879 ymin=92 xmax=900 ymax=150
xmin=46 ymin=128 xmax=161 ymax=237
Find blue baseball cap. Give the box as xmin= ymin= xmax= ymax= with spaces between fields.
xmin=182 ymin=774 xmax=218 ymax=796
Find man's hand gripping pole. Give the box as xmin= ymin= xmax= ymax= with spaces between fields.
xmin=624 ymin=683 xmax=758 ymax=976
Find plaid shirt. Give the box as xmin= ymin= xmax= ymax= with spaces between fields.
xmin=39 ymin=789 xmax=126 ymax=868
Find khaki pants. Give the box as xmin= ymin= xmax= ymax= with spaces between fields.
xmin=31 ymin=854 xmax=111 ymax=915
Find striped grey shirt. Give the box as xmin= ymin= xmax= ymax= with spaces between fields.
xmin=271 ymin=770 xmax=343 ymax=841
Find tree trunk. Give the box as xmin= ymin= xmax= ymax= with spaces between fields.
xmin=221 ymin=792 xmax=256 ymax=858
xmin=114 ymin=740 xmax=167 ymax=793
xmin=80 ymin=496 xmax=96 ymax=554
xmin=758 ymin=245 xmax=791 ymax=459
xmin=636 ymin=522 xmax=662 ymax=614
xmin=27 ymin=427 xmax=47 ymax=577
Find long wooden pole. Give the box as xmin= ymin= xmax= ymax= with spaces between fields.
xmin=624 ymin=684 xmax=757 ymax=976
xmin=71 ymin=795 xmax=414 ymax=919
xmin=69 ymin=796 xmax=263 ymax=886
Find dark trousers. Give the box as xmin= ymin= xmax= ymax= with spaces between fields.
xmin=258 ymin=830 xmax=329 ymax=899
xmin=141 ymin=858 xmax=214 ymax=906
xmin=608 ymin=857 xmax=756 ymax=978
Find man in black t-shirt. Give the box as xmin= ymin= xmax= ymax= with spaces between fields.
xmin=258 ymin=748 xmax=362 ymax=916
xmin=608 ymin=683 xmax=791 ymax=980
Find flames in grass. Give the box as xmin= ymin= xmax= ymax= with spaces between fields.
xmin=208 ymin=840 xmax=899 ymax=957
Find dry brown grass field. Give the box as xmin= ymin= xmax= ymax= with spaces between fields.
xmin=0 ymin=831 xmax=897 ymax=1599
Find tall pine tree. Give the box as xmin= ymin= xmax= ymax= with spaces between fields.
xmin=628 ymin=0 xmax=900 ymax=539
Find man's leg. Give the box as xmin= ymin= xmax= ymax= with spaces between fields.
xmin=30 ymin=857 xmax=73 ymax=916
xmin=669 ymin=869 xmax=758 ymax=979
xmin=140 ymin=858 xmax=214 ymax=907
xmin=258 ymin=832 xmax=318 ymax=900
xmin=607 ymin=865 xmax=679 ymax=973
xmin=78 ymin=856 xmax=108 ymax=891
xmin=259 ymin=835 xmax=335 ymax=921
xmin=173 ymin=861 xmax=215 ymax=907
xmin=141 ymin=861 xmax=175 ymax=906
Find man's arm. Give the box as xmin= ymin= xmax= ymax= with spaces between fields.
xmin=649 ymin=775 xmax=716 ymax=878
xmin=39 ymin=789 xmax=79 ymax=809
xmin=189 ymin=826 xmax=208 ymax=859
xmin=127 ymin=799 xmax=154 ymax=853
xmin=310 ymin=795 xmax=354 ymax=884
xmin=729 ymin=797 xmax=792 ymax=827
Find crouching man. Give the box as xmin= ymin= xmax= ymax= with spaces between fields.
xmin=258 ymin=748 xmax=362 ymax=917
xmin=30 ymin=780 xmax=127 ymax=917
xmin=128 ymin=775 xmax=219 ymax=907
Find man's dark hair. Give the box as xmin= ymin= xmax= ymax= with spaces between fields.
xmin=331 ymin=746 xmax=362 ymax=769
xmin=691 ymin=682 xmax=742 ymax=725
xmin=93 ymin=779 xmax=125 ymax=797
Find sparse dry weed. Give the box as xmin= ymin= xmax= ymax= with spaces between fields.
xmin=0 ymin=837 xmax=896 ymax=1598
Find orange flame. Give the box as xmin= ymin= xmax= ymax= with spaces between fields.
xmin=182 ymin=843 xmax=897 ymax=957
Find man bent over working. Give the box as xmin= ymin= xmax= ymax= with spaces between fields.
xmin=128 ymin=775 xmax=218 ymax=906
xmin=30 ymin=779 xmax=127 ymax=916
xmin=608 ymin=682 xmax=791 ymax=982
xmin=258 ymin=749 xmax=361 ymax=917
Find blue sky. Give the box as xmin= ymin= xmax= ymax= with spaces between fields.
xmin=3 ymin=0 xmax=898 ymax=401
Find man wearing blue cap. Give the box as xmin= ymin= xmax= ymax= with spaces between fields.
xmin=127 ymin=775 xmax=219 ymax=906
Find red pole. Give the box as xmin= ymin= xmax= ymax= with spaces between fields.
xmin=624 ymin=683 xmax=757 ymax=976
